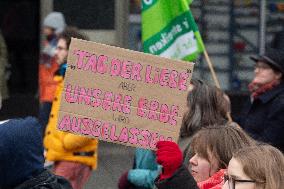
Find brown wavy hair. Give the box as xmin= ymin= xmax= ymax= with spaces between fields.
xmin=180 ymin=79 xmax=230 ymax=137
xmin=233 ymin=144 xmax=284 ymax=189
xmin=190 ymin=123 xmax=255 ymax=169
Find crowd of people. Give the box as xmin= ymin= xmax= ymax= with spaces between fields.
xmin=1 ymin=12 xmax=98 ymax=189
xmin=0 ymin=11 xmax=284 ymax=189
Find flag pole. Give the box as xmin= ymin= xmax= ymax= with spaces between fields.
xmin=203 ymin=49 xmax=233 ymax=122
xmin=203 ymin=49 xmax=221 ymax=88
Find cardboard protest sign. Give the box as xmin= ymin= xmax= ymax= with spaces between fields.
xmin=57 ymin=38 xmax=194 ymax=150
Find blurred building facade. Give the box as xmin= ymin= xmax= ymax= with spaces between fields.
xmin=1 ymin=0 xmax=284 ymax=120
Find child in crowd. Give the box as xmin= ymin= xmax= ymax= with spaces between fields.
xmin=223 ymin=144 xmax=284 ymax=189
xmin=155 ymin=123 xmax=255 ymax=189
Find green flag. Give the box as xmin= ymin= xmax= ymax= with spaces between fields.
xmin=142 ymin=0 xmax=204 ymax=61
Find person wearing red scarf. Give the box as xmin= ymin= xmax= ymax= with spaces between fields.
xmin=154 ymin=124 xmax=255 ymax=189
xmin=238 ymin=48 xmax=284 ymax=152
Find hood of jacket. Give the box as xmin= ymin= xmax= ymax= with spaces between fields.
xmin=0 ymin=117 xmax=44 ymax=188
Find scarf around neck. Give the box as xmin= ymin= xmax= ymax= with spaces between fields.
xmin=248 ymin=79 xmax=280 ymax=99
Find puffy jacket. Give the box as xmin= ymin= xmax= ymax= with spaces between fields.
xmin=44 ymin=75 xmax=98 ymax=169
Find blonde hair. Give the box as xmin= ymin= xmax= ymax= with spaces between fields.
xmin=233 ymin=144 xmax=284 ymax=189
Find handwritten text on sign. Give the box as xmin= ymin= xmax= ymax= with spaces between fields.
xmin=57 ymin=38 xmax=194 ymax=150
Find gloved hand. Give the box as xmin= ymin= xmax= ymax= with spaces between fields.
xmin=118 ymin=171 xmax=134 ymax=189
xmin=156 ymin=141 xmax=183 ymax=180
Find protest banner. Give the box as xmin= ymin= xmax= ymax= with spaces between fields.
xmin=57 ymin=38 xmax=194 ymax=150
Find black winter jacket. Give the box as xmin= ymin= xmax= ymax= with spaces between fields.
xmin=13 ymin=169 xmax=72 ymax=189
xmin=155 ymin=165 xmax=198 ymax=189
xmin=238 ymin=82 xmax=284 ymax=152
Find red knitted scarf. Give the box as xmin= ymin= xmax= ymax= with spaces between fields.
xmin=248 ymin=79 xmax=280 ymax=99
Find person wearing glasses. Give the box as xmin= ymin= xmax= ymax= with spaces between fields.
xmin=223 ymin=144 xmax=284 ymax=189
xmin=154 ymin=123 xmax=255 ymax=189
xmin=238 ymin=48 xmax=284 ymax=152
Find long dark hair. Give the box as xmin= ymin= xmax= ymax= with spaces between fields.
xmin=180 ymin=79 xmax=230 ymax=137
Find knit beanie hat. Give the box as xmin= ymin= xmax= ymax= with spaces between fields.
xmin=0 ymin=117 xmax=44 ymax=188
xmin=43 ymin=12 xmax=66 ymax=34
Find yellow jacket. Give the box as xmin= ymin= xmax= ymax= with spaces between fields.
xmin=44 ymin=75 xmax=98 ymax=169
